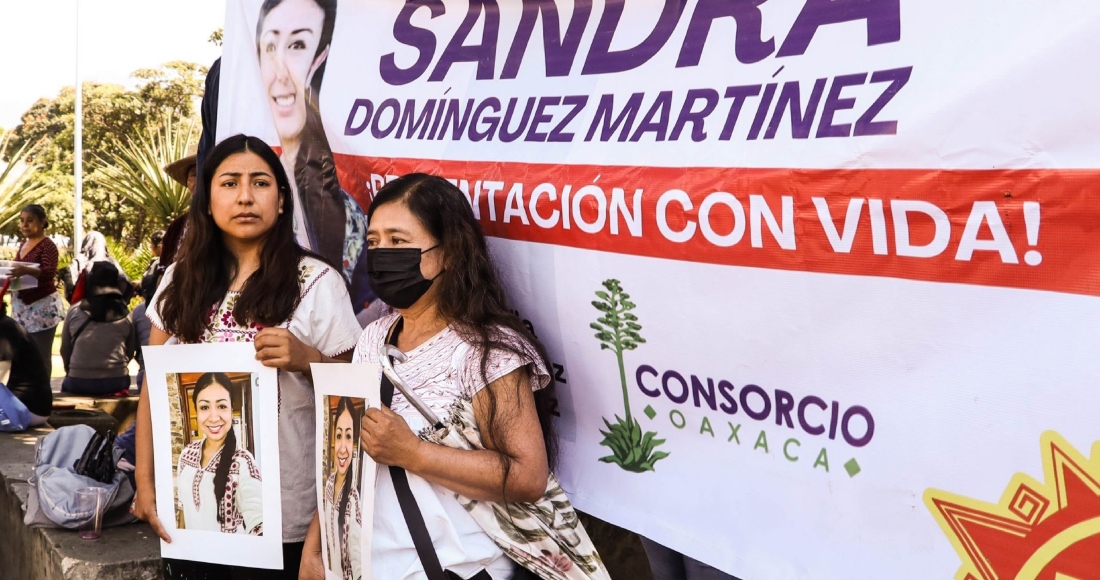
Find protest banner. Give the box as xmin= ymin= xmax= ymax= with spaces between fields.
xmin=145 ymin=343 xmax=283 ymax=568
xmin=220 ymin=1 xmax=1100 ymax=577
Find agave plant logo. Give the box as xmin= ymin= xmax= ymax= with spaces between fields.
xmin=590 ymin=279 xmax=669 ymax=473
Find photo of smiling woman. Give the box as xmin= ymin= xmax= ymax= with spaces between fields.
xmin=173 ymin=372 xmax=263 ymax=535
xmin=255 ymin=0 xmax=373 ymax=314
xmin=322 ymin=396 xmax=363 ymax=580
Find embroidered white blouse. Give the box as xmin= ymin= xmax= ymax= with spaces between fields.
xmin=175 ymin=439 xmax=263 ymax=534
xmin=150 ymin=257 xmax=362 ymax=541
xmin=353 ymin=311 xmax=551 ymax=580
xmin=324 ymin=471 xmax=362 ymax=580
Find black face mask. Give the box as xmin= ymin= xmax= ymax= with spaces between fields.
xmin=366 ymin=246 xmax=439 ymax=309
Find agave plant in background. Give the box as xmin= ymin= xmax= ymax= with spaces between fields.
xmin=0 ymin=133 xmax=44 ymax=231
xmin=590 ymin=279 xmax=669 ymax=473
xmin=93 ymin=115 xmax=196 ymax=231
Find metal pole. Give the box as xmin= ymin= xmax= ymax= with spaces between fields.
xmin=73 ymin=0 xmax=83 ymax=248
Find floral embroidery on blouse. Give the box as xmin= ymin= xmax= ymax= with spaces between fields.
xmin=178 ymin=440 xmax=263 ymax=535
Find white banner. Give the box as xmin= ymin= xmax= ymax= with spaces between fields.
xmin=220 ymin=1 xmax=1100 ymax=578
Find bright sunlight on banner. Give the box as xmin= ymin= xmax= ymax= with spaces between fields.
xmin=220 ymin=1 xmax=1100 ymax=578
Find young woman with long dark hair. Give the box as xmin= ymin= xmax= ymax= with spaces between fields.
xmin=174 ymin=372 xmax=262 ymax=534
xmin=302 ymin=174 xmax=609 ymax=580
xmin=133 ymin=134 xmax=362 ymax=579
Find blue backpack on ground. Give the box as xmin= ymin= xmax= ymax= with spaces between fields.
xmin=0 ymin=381 xmax=32 ymax=432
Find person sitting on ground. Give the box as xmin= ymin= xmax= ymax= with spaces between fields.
xmin=60 ymin=262 xmax=138 ymax=397
xmin=66 ymin=231 xmax=134 ymax=303
xmin=0 ymin=299 xmax=52 ymax=427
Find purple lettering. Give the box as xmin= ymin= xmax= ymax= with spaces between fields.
xmin=381 ymin=0 xmax=445 ymax=86
xmin=502 ymin=0 xmax=592 ymax=79
xmin=691 ymin=376 xmax=717 ymax=411
xmin=677 ymin=0 xmax=773 ymax=67
xmin=584 ymin=92 xmax=644 ymax=142
xmin=816 ymin=73 xmax=867 ymax=138
xmin=428 ymin=0 xmax=500 ymax=82
xmin=344 ymin=98 xmax=373 ymax=136
xmin=525 ymin=96 xmax=560 ymax=142
xmin=718 ymin=84 xmax=761 ymax=140
xmin=670 ymin=88 xmax=719 ymax=142
xmin=629 ymin=90 xmax=673 ymax=142
xmin=777 ymin=0 xmax=901 ymax=58
xmin=739 ymin=384 xmax=771 ymax=421
xmin=636 ymin=365 xmax=660 ymax=397
xmin=764 ymin=77 xmax=827 ymax=139
xmin=854 ymin=66 xmax=911 ymax=136
xmin=548 ymin=95 xmax=588 ymax=142
xmin=842 ymin=406 xmax=875 ymax=447
xmin=500 ymin=97 xmax=536 ymax=143
xmin=774 ymin=389 xmax=795 ymax=428
xmin=662 ymin=370 xmax=689 ymax=404
xmin=582 ymin=0 xmax=687 ymax=75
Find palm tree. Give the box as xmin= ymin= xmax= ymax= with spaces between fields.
xmin=0 ymin=133 xmax=44 ymax=230
xmin=93 ymin=115 xmax=197 ymax=232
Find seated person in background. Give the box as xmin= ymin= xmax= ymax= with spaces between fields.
xmin=60 ymin=262 xmax=138 ymax=397
xmin=0 ymin=299 xmax=52 ymax=426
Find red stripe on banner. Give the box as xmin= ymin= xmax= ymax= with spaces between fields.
xmin=334 ymin=155 xmax=1100 ymax=298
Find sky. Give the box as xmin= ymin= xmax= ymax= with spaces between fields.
xmin=0 ymin=0 xmax=226 ymax=130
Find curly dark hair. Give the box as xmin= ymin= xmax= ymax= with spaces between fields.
xmin=368 ymin=174 xmax=559 ymax=492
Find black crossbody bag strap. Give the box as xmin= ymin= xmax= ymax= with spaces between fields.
xmin=381 ymin=320 xmax=496 ymax=580
xmin=381 ymin=320 xmax=450 ymax=580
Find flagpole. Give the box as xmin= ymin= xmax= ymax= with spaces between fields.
xmin=73 ymin=0 xmax=84 ymax=247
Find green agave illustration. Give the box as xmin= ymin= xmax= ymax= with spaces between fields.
xmin=590 ymin=279 xmax=669 ymax=473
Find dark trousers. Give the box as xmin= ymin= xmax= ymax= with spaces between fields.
xmin=29 ymin=327 xmax=56 ymax=379
xmin=640 ymin=537 xmax=742 ymax=580
xmin=61 ymin=375 xmax=131 ymax=396
xmin=163 ymin=541 xmax=304 ymax=580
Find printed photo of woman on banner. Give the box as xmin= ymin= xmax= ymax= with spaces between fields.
xmin=172 ymin=371 xmax=263 ymax=535
xmin=254 ymin=0 xmax=373 ymax=313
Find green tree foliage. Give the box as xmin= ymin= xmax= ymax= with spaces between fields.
xmin=1 ymin=62 xmax=207 ymax=243
xmin=93 ymin=116 xmax=197 ymax=232
xmin=0 ymin=132 xmax=44 ymax=230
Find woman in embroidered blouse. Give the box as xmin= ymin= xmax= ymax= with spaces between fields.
xmin=301 ymin=174 xmax=608 ymax=580
xmin=7 ymin=205 xmax=63 ymax=378
xmin=324 ymin=397 xmax=361 ymax=580
xmin=175 ymin=372 xmax=262 ymax=535
xmin=133 ymin=134 xmax=362 ymax=579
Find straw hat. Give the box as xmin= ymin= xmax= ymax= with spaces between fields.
xmin=164 ymin=154 xmax=198 ymax=187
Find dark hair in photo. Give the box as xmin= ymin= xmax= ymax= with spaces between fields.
xmin=156 ymin=135 xmax=308 ymax=343
xmin=20 ymin=204 xmax=48 ymax=228
xmin=368 ymin=174 xmax=559 ymax=485
xmin=192 ymin=372 xmax=239 ymax=526
xmin=151 ymin=230 xmax=166 ymax=247
xmin=332 ymin=397 xmax=359 ymax=541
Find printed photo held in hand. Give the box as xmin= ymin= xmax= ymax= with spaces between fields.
xmin=171 ymin=372 xmax=261 ymax=534
xmin=144 ymin=343 xmax=283 ymax=568
xmin=312 ymin=363 xmax=379 ymax=580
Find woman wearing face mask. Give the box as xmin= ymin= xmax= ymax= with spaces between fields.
xmin=301 ymin=174 xmax=609 ymax=580
xmin=5 ymin=204 xmax=64 ymax=378
xmin=175 ymin=372 xmax=262 ymax=534
xmin=134 ymin=134 xmax=362 ymax=579
xmin=255 ymin=0 xmax=373 ymax=315
xmin=323 ymin=397 xmax=361 ymax=580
